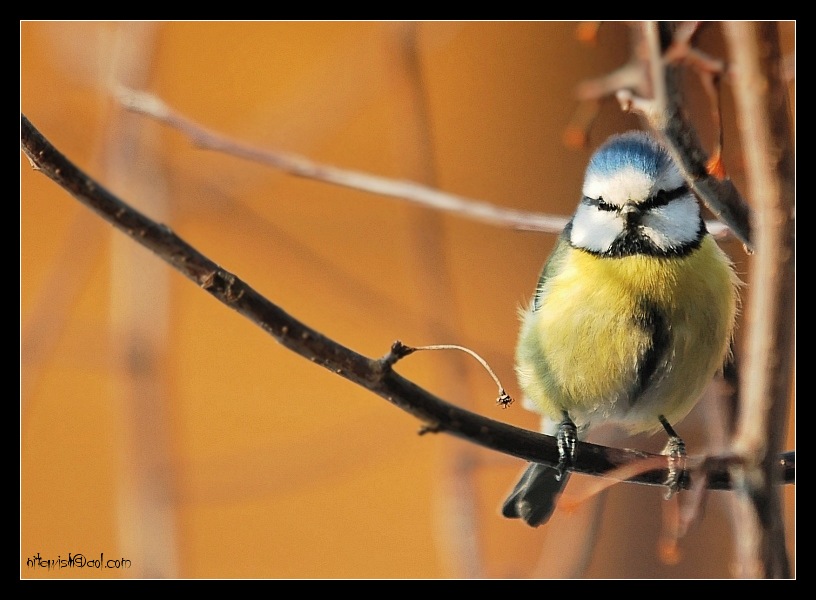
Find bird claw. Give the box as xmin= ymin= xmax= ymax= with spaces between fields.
xmin=556 ymin=414 xmax=578 ymax=481
xmin=658 ymin=415 xmax=689 ymax=499
xmin=662 ymin=435 xmax=688 ymax=499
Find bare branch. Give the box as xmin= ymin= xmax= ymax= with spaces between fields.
xmin=618 ymin=22 xmax=754 ymax=252
xmin=118 ymin=86 xmax=732 ymax=241
xmin=20 ymin=113 xmax=794 ymax=495
xmin=723 ymin=21 xmax=795 ymax=580
xmin=117 ymin=87 xmax=569 ymax=234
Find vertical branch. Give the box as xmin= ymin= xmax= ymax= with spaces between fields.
xmin=723 ymin=21 xmax=795 ymax=579
xmin=98 ymin=23 xmax=181 ymax=578
xmin=388 ymin=22 xmax=485 ymax=579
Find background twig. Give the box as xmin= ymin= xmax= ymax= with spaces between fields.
xmin=117 ymin=87 xmax=569 ymax=234
xmin=117 ymin=86 xmax=735 ymax=242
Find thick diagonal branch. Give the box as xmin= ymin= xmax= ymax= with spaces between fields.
xmin=20 ymin=113 xmax=794 ymax=493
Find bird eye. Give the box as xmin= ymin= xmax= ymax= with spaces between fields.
xmin=651 ymin=189 xmax=670 ymax=207
xmin=642 ymin=185 xmax=689 ymax=210
xmin=596 ymin=197 xmax=616 ymax=211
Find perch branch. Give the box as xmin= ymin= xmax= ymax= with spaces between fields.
xmin=20 ymin=114 xmax=794 ymax=494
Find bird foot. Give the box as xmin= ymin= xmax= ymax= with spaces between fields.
xmin=556 ymin=414 xmax=578 ymax=481
xmin=659 ymin=416 xmax=688 ymax=499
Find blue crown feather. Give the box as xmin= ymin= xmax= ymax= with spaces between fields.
xmin=586 ymin=131 xmax=672 ymax=180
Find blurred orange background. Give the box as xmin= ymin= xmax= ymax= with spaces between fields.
xmin=21 ymin=21 xmax=795 ymax=579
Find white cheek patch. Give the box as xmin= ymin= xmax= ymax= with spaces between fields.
xmin=640 ymin=196 xmax=701 ymax=250
xmin=570 ymin=202 xmax=623 ymax=252
xmin=582 ymin=166 xmax=654 ymax=206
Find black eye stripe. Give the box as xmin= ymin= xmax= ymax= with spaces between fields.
xmin=640 ymin=185 xmax=690 ymax=210
xmin=583 ymin=184 xmax=690 ymax=212
xmin=583 ymin=196 xmax=617 ymax=211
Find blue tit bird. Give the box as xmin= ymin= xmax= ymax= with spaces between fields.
xmin=502 ymin=130 xmax=740 ymax=527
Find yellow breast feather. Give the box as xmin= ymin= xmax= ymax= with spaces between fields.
xmin=516 ymin=236 xmax=738 ymax=433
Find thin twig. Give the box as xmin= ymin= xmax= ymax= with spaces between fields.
xmin=399 ymin=343 xmax=512 ymax=408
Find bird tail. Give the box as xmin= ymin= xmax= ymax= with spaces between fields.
xmin=501 ymin=462 xmax=570 ymax=527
